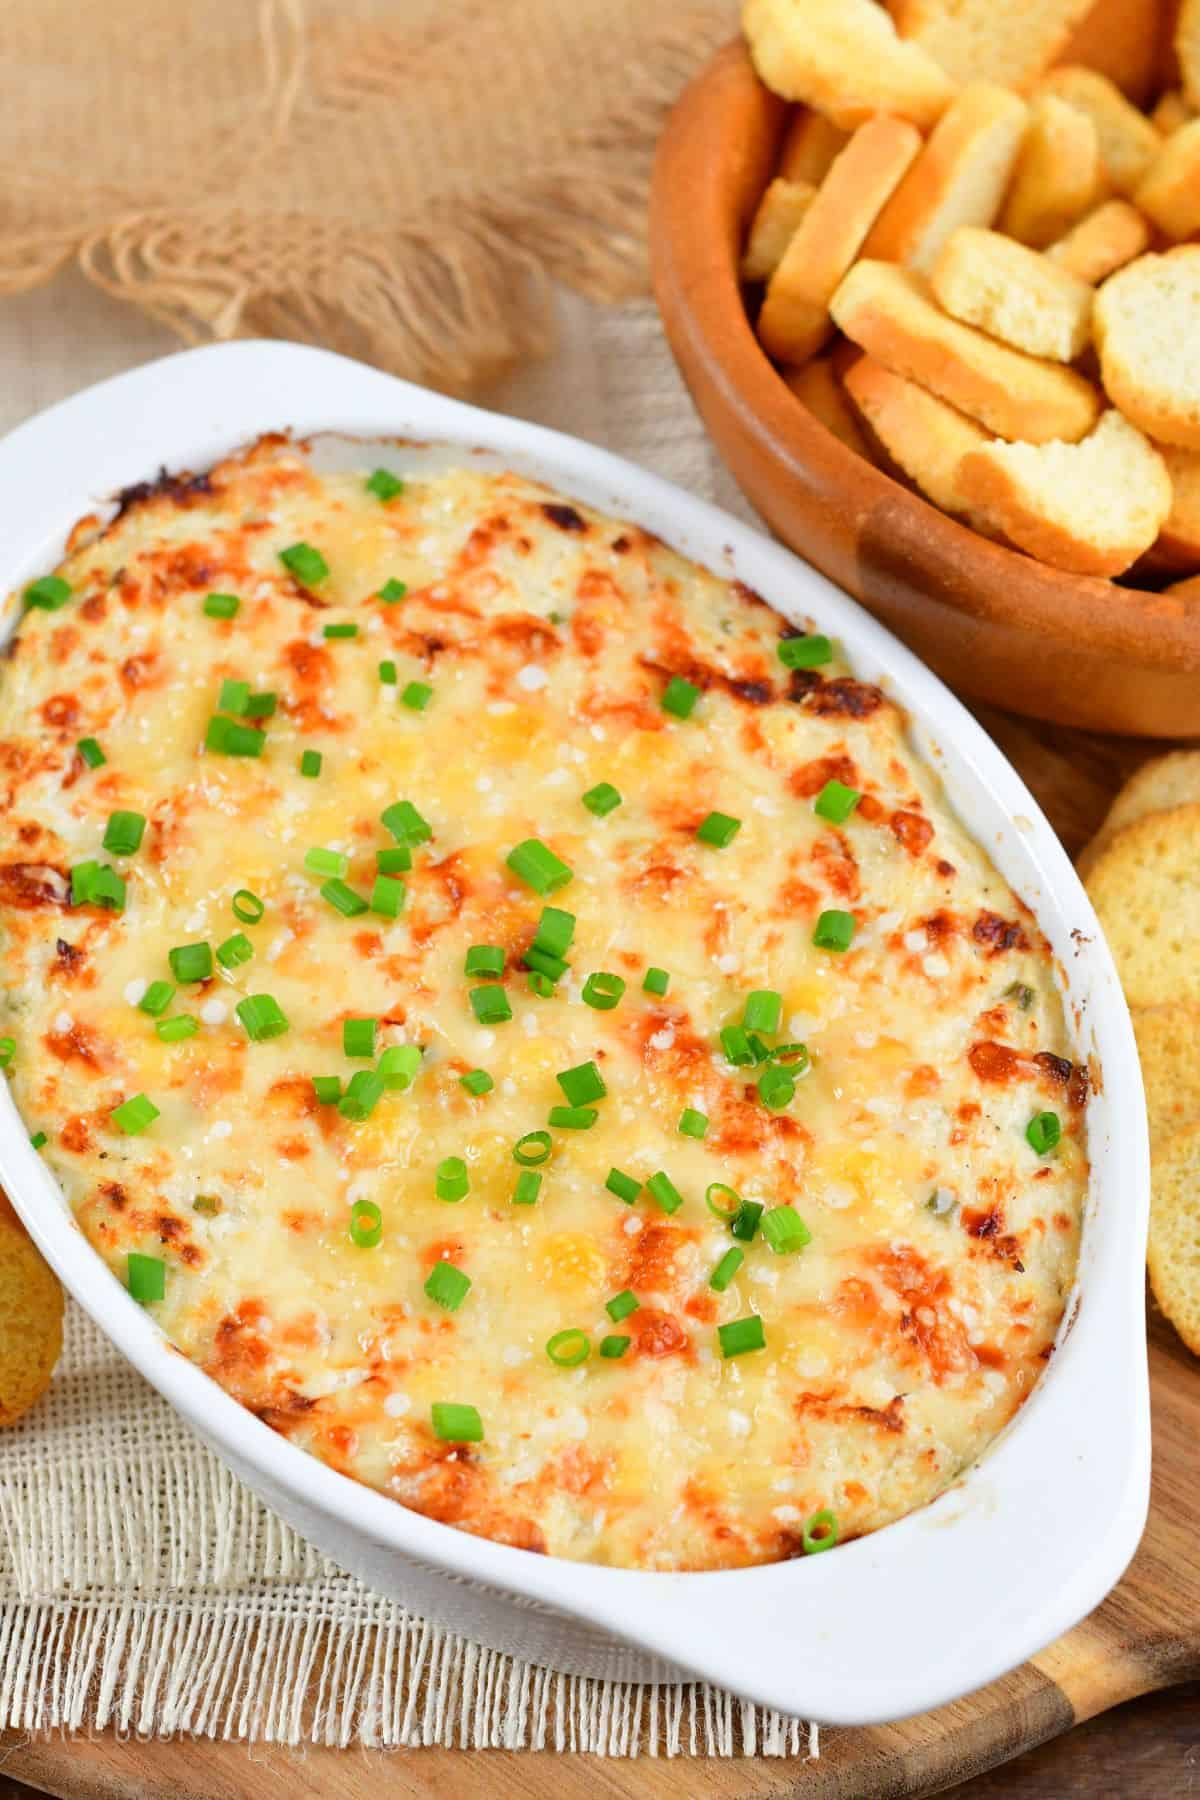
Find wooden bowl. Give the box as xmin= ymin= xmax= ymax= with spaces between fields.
xmin=650 ymin=40 xmax=1200 ymax=738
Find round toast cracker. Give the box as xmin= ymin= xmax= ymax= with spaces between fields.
xmin=1083 ymin=801 xmax=1200 ymax=1007
xmin=0 ymin=1190 xmax=64 ymax=1427
xmin=1077 ymin=750 xmax=1200 ymax=879
xmin=1149 ymin=1119 xmax=1200 ymax=1356
xmin=1134 ymin=1003 xmax=1200 ymax=1147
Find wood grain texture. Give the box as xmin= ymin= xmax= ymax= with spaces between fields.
xmin=0 ymin=717 xmax=1195 ymax=1797
xmin=650 ymin=39 xmax=1200 ymax=739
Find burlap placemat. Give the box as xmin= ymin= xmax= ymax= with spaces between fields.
xmin=0 ymin=0 xmax=734 ymax=393
xmin=0 ymin=263 xmax=812 ymax=1757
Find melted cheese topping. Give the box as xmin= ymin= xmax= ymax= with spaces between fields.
xmin=0 ymin=440 xmax=1088 ymax=1570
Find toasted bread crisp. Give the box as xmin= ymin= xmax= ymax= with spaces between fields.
xmin=931 ymin=226 xmax=1094 ymax=361
xmin=843 ymin=354 xmax=990 ymax=516
xmin=1149 ymin=1121 xmax=1200 ymax=1356
xmin=0 ymin=1192 xmax=64 ymax=1428
xmin=1085 ymin=802 xmax=1200 ymax=1008
xmin=1094 ymin=248 xmax=1200 ymax=449
xmin=776 ymin=108 xmax=850 ymax=184
xmin=1134 ymin=118 xmax=1200 ymax=239
xmin=741 ymin=179 xmax=817 ymax=284
xmin=759 ymin=116 xmax=922 ymax=364
xmin=1044 ymin=199 xmax=1151 ymax=285
xmin=1036 ymin=66 xmax=1163 ymax=193
xmin=782 ymin=356 xmax=872 ymax=458
xmin=1059 ymin=0 xmax=1166 ymax=106
xmin=1157 ymin=447 xmax=1200 ymax=571
xmin=1152 ymin=89 xmax=1196 ymax=134
xmin=887 ymin=0 xmax=1094 ymax=90
xmin=743 ymin=0 xmax=954 ymax=129
xmin=1181 ymin=0 xmax=1200 ymax=110
xmin=957 ymin=410 xmax=1171 ymax=576
xmin=1000 ymin=95 xmax=1107 ymax=248
xmin=1136 ymin=1004 xmax=1200 ymax=1148
xmin=1079 ymin=749 xmax=1200 ymax=878
xmin=830 ymin=260 xmax=1103 ymax=443
xmin=862 ymin=82 xmax=1029 ymax=274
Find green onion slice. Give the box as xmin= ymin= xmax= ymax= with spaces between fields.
xmin=465 ymin=944 xmax=505 ymax=978
xmin=778 ymin=633 xmax=832 ymax=669
xmin=646 ymin=1171 xmax=684 ymax=1215
xmin=814 ymin=779 xmax=862 ymax=824
xmin=111 ymin=1094 xmax=159 ymax=1136
xmin=678 ymin=1107 xmax=708 ymax=1139
xmin=349 ymin=1199 xmax=383 ymax=1248
xmin=436 ymin=1156 xmax=470 ymax=1202
xmin=582 ymin=782 xmax=622 ymax=817
xmin=203 ymin=592 xmax=240 ymax=619
xmin=138 ymin=980 xmax=175 ymax=1017
xmin=236 ymin=994 xmax=289 ymax=1041
xmin=705 ymin=1182 xmax=742 ymax=1222
xmin=431 ymin=1401 xmax=482 ymax=1442
xmin=661 ymin=675 xmax=700 ymax=719
xmin=343 ymin=1017 xmax=377 ymax=1059
xmin=305 ymin=846 xmax=348 ymax=879
xmin=377 ymin=1044 xmax=421 ymax=1089
xmin=730 ymin=1200 xmax=764 ymax=1242
xmin=460 ymin=1068 xmax=493 ymax=1096
xmin=547 ymin=1105 xmax=597 ymax=1130
xmin=279 ymin=542 xmax=329 ymax=585
xmin=514 ymin=1131 xmax=552 ymax=1167
xmin=312 ymin=1076 xmax=342 ymax=1105
xmin=606 ymin=1289 xmax=638 ymax=1323
xmin=599 ymin=1335 xmax=632 ymax=1359
xmin=232 ymin=888 xmax=265 ymax=924
xmin=169 ymin=943 xmax=213 ymax=984
xmin=425 ymin=1261 xmax=471 ymax=1310
xmin=642 ymin=967 xmax=670 ymax=996
xmin=813 ymin=909 xmax=855 ymax=952
xmin=216 ymin=932 xmax=253 ymax=971
xmin=717 ymin=1315 xmax=766 ymax=1359
xmin=371 ymin=874 xmax=406 ymax=918
xmin=697 ymin=811 xmax=741 ymax=848
xmin=512 ymin=1170 xmax=542 ymax=1206
xmin=720 ymin=1024 xmax=754 ymax=1067
xmin=743 ymin=989 xmax=782 ymax=1034
xmin=401 ymin=681 xmax=433 ymax=711
xmin=757 ymin=1065 xmax=796 ymax=1111
xmin=581 ymin=971 xmax=625 ymax=1011
xmin=469 ymin=986 xmax=512 ymax=1025
xmin=366 ymin=468 xmax=404 ymax=501
xmin=25 ymin=575 xmax=72 ymax=611
xmin=102 ymin=810 xmax=146 ymax=857
xmin=156 ymin=1014 xmax=198 ymax=1043
xmin=606 ymin=1168 xmax=641 ymax=1205
xmin=556 ymin=1060 xmax=607 ymax=1105
xmin=761 ymin=1206 xmax=812 ymax=1254
xmin=77 ymin=737 xmax=106 ymax=769
xmin=339 ymin=1069 xmax=384 ymax=1120
xmin=321 ymin=878 xmax=368 ymax=917
xmin=709 ymin=1246 xmax=744 ymax=1293
xmin=382 ymin=800 xmax=432 ymax=846
xmin=802 ymin=1508 xmax=840 ymax=1555
xmin=506 ymin=838 xmax=573 ymax=896
xmin=377 ymin=579 xmax=407 ymax=603
xmin=300 ymin=749 xmax=322 ymax=779
xmin=546 ymin=1328 xmax=590 ymax=1368
xmin=127 ymin=1252 xmax=165 ymax=1303
xmin=1027 ymin=1111 xmax=1061 ymax=1154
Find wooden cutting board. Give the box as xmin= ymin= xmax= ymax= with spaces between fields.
xmin=2 ymin=708 xmax=1197 ymax=1800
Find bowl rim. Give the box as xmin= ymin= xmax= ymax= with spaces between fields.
xmin=648 ymin=37 xmax=1200 ymax=679
xmin=0 ymin=338 xmax=1150 ymax=1725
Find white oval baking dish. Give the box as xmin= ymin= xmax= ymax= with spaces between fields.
xmin=0 ymin=340 xmax=1150 ymax=1726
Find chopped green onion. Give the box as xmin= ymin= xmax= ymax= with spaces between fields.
xmin=528 ymin=971 xmax=554 ymax=998
xmin=203 ymin=592 xmax=240 ymax=620
xmin=779 ymin=633 xmax=832 ymax=669
xmin=465 ymin=944 xmax=505 ymax=978
xmin=506 ymin=838 xmax=573 ymax=896
xmin=761 ymin=1206 xmax=812 ymax=1254
xmin=582 ymin=782 xmax=622 ymax=817
xmin=469 ymin=986 xmax=512 ymax=1025
xmin=757 ymin=1065 xmax=795 ymax=1111
xmin=524 ymin=946 xmax=568 ymax=983
xmin=425 ymin=1261 xmax=471 ymax=1310
xmin=431 ymin=1402 xmax=482 ymax=1442
xmin=512 ymin=1170 xmax=542 ymax=1206
xmin=343 ymin=1017 xmax=377 ymax=1059
xmin=546 ymin=1329 xmax=590 ymax=1368
xmin=730 ymin=1200 xmax=764 ymax=1242
xmin=401 ymin=680 xmax=433 ymax=711
xmin=349 ymin=1199 xmax=383 ymax=1247
xmin=169 ymin=943 xmax=213 ymax=984
xmin=710 ymin=1247 xmax=744 ymax=1292
xmin=1004 ymin=981 xmax=1037 ymax=1012
xmin=661 ymin=675 xmax=700 ymax=719
xmin=204 ymin=716 xmax=265 ymax=757
xmin=0 ymin=1037 xmax=14 ymax=1070
xmin=305 ymin=846 xmax=349 ymax=879
xmin=339 ymin=1069 xmax=384 ymax=1119
xmin=720 ymin=1024 xmax=755 ymax=1066
xmin=802 ymin=1508 xmax=839 ymax=1555
xmin=279 ymin=542 xmax=329 ymax=585
xmin=599 ymin=1334 xmax=632 ymax=1359
xmin=581 ymin=972 xmax=625 ymax=1011
xmin=556 ymin=1060 xmax=607 ymax=1106
xmin=25 ymin=575 xmax=72 ymax=611
xmin=29 ymin=1131 xmax=47 ymax=1151
xmin=299 ymin=749 xmax=322 ymax=779
xmin=436 ymin=1156 xmax=470 ymax=1202
xmin=1027 ymin=1111 xmax=1061 ymax=1154
xmin=378 ymin=579 xmax=408 ymax=603
xmin=678 ymin=1107 xmax=708 ymax=1139
xmin=813 ymin=909 xmax=856 ymax=951
xmin=323 ymin=622 xmax=358 ymax=640
xmin=156 ymin=1014 xmax=198 ymax=1043
xmin=101 ymin=811 xmax=145 ymax=857
xmin=76 ymin=737 xmax=106 ymax=769
xmin=697 ymin=811 xmax=741 ymax=848
xmin=377 ymin=845 xmax=412 ymax=875
xmin=606 ymin=1168 xmax=641 ymax=1205
xmin=377 ymin=1044 xmax=422 ymax=1089
xmin=646 ymin=1171 xmax=684 ymax=1215
xmin=460 ymin=1068 xmax=493 ymax=1096
xmin=366 ymin=467 xmax=404 ymax=501
xmin=747 ymin=1032 xmax=773 ymax=1064
xmin=547 ymin=1105 xmax=597 ymax=1130
xmin=246 ymin=698 xmax=278 ymax=730
xmin=111 ymin=1094 xmax=159 ymax=1136
xmin=371 ymin=874 xmax=406 ymax=918
xmin=216 ymin=931 xmax=253 ymax=971
xmin=532 ymin=906 xmax=575 ymax=957
xmin=705 ymin=1182 xmax=742 ymax=1222
xmin=312 ymin=1076 xmax=342 ymax=1105
xmin=235 ymin=994 xmax=289 ymax=1041
xmin=514 ymin=1131 xmax=552 ymax=1167
xmin=138 ymin=980 xmax=175 ymax=1018
xmin=193 ymin=1195 xmax=222 ymax=1215
xmin=219 ymin=678 xmax=250 ymax=715
xmin=718 ymin=1315 xmax=766 ymax=1359
xmin=232 ymin=889 xmax=265 ymax=924
xmin=381 ymin=800 xmax=432 ymax=846
xmin=127 ymin=1252 xmax=165 ymax=1303
xmin=642 ymin=967 xmax=670 ymax=996
xmin=378 ymin=660 xmax=397 ymax=685
xmin=321 ymin=878 xmax=368 ymax=917
xmin=743 ymin=990 xmax=782 ymax=1035
xmin=814 ymin=779 xmax=862 ymax=824
xmin=70 ymin=861 xmax=125 ymax=912
xmin=766 ymin=1042 xmax=810 ymax=1072
xmin=606 ymin=1289 xmax=638 ymax=1323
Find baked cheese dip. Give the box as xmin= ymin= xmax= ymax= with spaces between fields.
xmin=0 ymin=438 xmax=1088 ymax=1570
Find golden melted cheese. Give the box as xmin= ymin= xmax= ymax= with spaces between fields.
xmin=0 ymin=439 xmax=1088 ymax=1569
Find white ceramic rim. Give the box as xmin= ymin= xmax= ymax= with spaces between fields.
xmin=0 ymin=340 xmax=1150 ymax=1726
